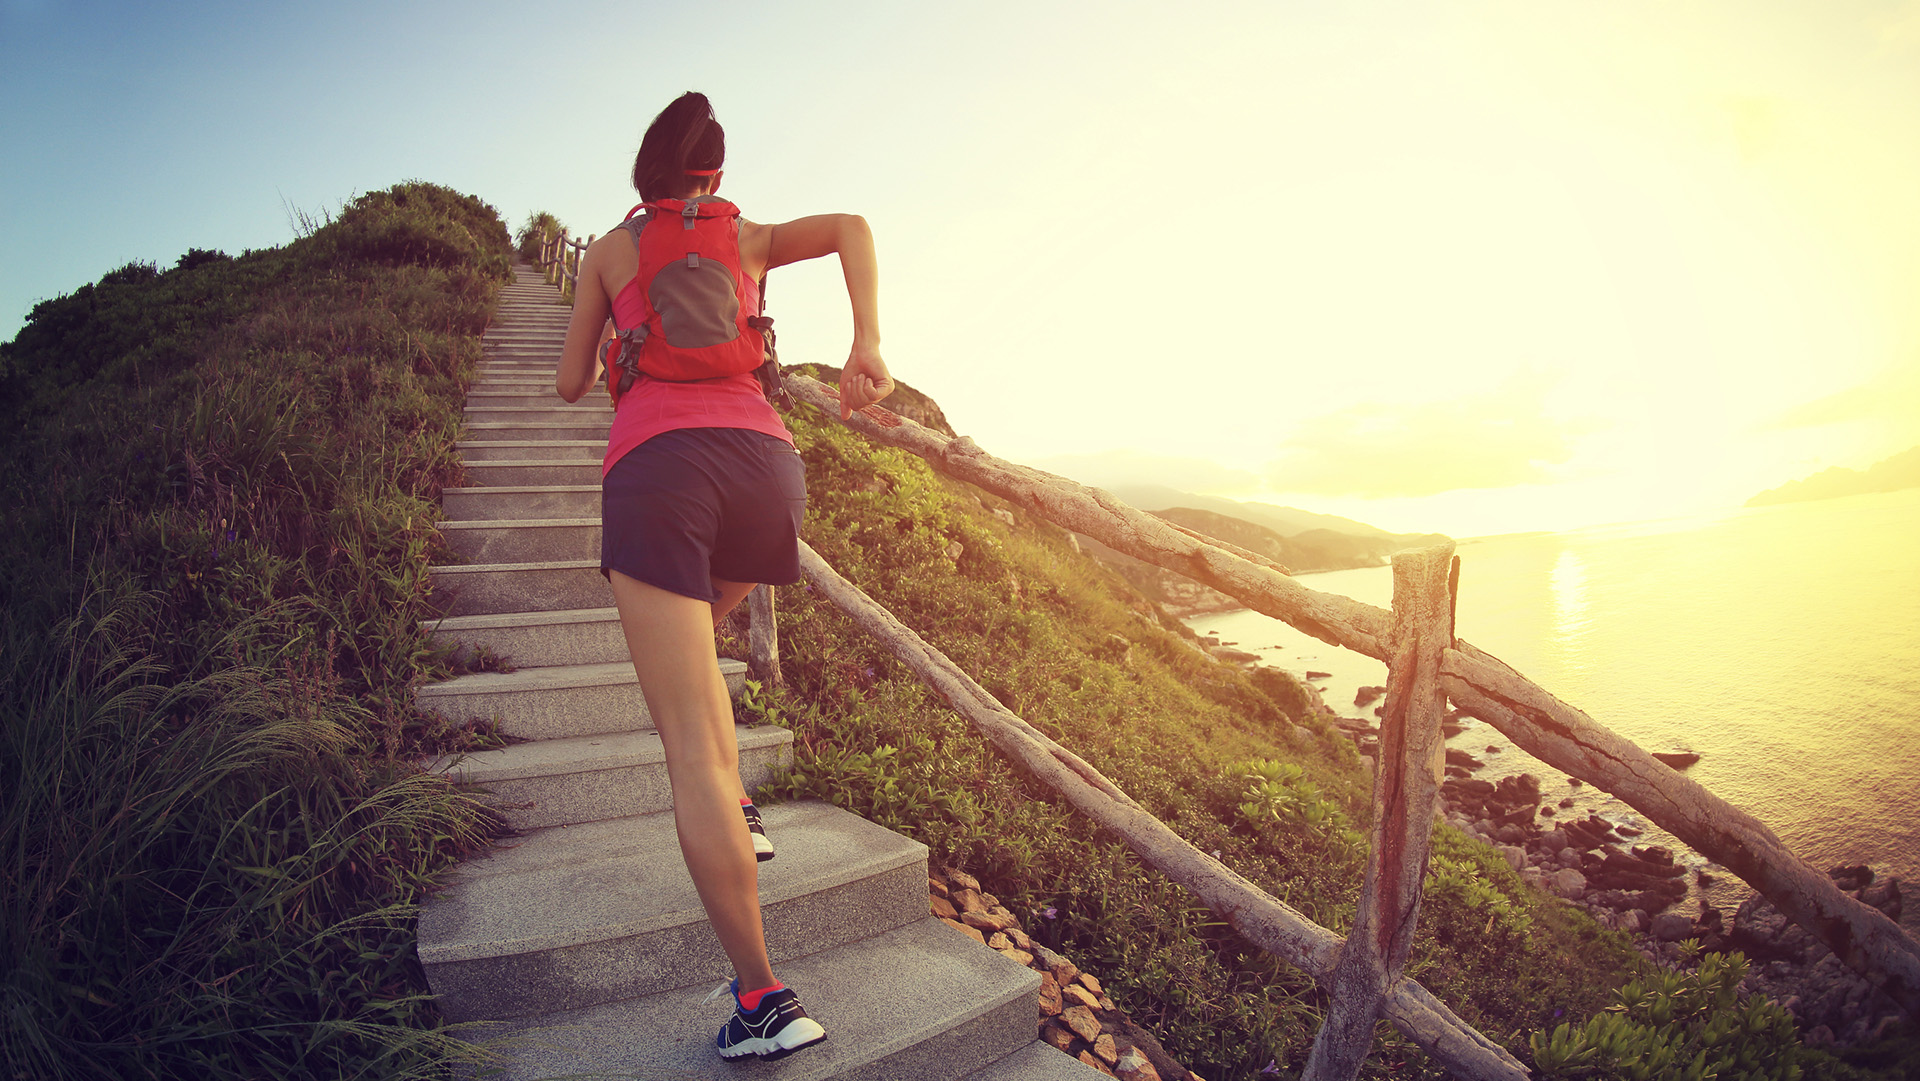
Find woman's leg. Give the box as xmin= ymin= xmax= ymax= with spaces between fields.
xmin=607 ymin=568 xmax=774 ymax=991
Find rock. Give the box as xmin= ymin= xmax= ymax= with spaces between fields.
xmin=998 ymin=946 xmax=1035 ymax=967
xmin=1540 ymin=829 xmax=1569 ymax=852
xmin=1631 ymin=845 xmax=1674 ymax=866
xmin=1080 ymin=973 xmax=1104 ymax=995
xmin=945 ymin=540 xmax=965 ymax=560
xmin=952 ymin=888 xmax=988 ymax=914
xmin=1625 ymin=908 xmax=1650 ymax=933
xmin=1041 ymin=1020 xmax=1077 ymax=1051
xmin=993 ymin=508 xmax=1017 ymax=527
xmin=1114 ymin=1046 xmax=1163 ymax=1081
xmin=942 ymin=917 xmax=986 ymax=945
xmin=1064 ymin=983 xmax=1101 ymax=1010
xmin=1008 ymin=927 xmax=1033 ymax=950
xmin=1539 ymin=806 xmax=1556 ymax=816
xmin=1354 ymin=685 xmax=1386 ymax=707
xmin=1829 ymin=864 xmax=1872 ymax=891
xmin=949 ymin=870 xmax=981 ymax=891
xmin=1485 ymin=744 xmax=1501 ymax=754
xmin=1695 ymin=869 xmax=1716 ymax=887
xmin=1494 ymin=823 xmax=1527 ymax=846
xmin=1651 ymin=912 xmax=1694 ymax=941
xmin=1210 ymin=646 xmax=1259 ymax=663
xmin=1566 ymin=776 xmax=1584 ymax=787
xmin=930 ymin=895 xmax=958 ymax=919
xmin=1078 ymin=1050 xmax=1115 ymax=1076
xmin=1615 ymin=824 xmax=1642 ymax=837
xmin=1444 ymin=748 xmax=1482 ymax=770
xmin=1063 ymin=1004 xmax=1103 ymax=1042
xmin=1038 ymin=972 xmax=1063 ymax=1016
xmin=1305 ymin=670 xmax=1331 ymax=680
xmin=928 ymin=876 xmax=950 ymax=897
xmin=1521 ymin=867 xmax=1546 ymax=889
xmin=1651 ymin=751 xmax=1700 ymax=769
xmin=1094 ymin=1033 xmax=1119 ymax=1065
xmin=1496 ymin=845 xmax=1527 ymax=872
xmin=963 ymin=909 xmax=1017 ymax=934
xmin=1558 ymin=797 xmax=1575 ymax=808
xmin=1548 ymin=869 xmax=1587 ymax=900
xmin=1860 ymin=877 xmax=1902 ymax=922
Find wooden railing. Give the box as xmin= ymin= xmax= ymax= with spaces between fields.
xmin=521 ymin=224 xmax=1918 ymax=1074
xmin=766 ymin=370 xmax=1920 ymax=1078
xmin=535 ymin=225 xmax=592 ymax=301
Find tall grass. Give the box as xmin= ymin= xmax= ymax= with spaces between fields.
xmin=0 ymin=182 xmax=513 ymax=1078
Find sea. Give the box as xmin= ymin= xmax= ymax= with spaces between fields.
xmin=1188 ymin=486 xmax=1920 ymax=932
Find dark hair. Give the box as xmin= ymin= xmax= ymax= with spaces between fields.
xmin=632 ymin=91 xmax=726 ymax=202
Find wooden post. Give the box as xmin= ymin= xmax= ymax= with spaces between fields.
xmin=748 ymin=584 xmax=782 ymax=689
xmin=1305 ymin=543 xmax=1456 ymax=1079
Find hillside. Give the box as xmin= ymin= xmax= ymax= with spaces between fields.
xmin=1748 ymin=444 xmax=1920 ymax=507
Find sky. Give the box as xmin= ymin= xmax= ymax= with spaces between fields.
xmin=5 ymin=0 xmax=1919 ymax=538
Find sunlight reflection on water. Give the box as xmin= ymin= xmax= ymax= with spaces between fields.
xmin=1189 ymin=487 xmax=1920 ymax=930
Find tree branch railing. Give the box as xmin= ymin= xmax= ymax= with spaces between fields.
xmin=535 ymin=225 xmax=592 ymax=302
xmin=761 ymin=368 xmax=1920 ymax=1075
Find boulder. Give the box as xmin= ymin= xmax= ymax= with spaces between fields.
xmin=1651 ymin=751 xmax=1700 ymax=769
xmin=1354 ymin=685 xmax=1386 ymax=707
xmin=1445 ymin=748 xmax=1483 ymax=770
xmin=1305 ymin=670 xmax=1331 ymax=680
xmin=1860 ymin=877 xmax=1902 ymax=922
xmin=1828 ymin=864 xmax=1873 ymax=892
xmin=1547 ymin=868 xmax=1587 ymax=900
xmin=1650 ymin=912 xmax=1694 ymax=941
xmin=1496 ymin=845 xmax=1527 ymax=872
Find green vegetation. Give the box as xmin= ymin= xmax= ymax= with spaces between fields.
xmin=513 ymin=210 xmax=563 ymax=265
xmin=740 ymin=387 xmax=1654 ymax=1077
xmin=0 ymin=182 xmax=511 ymax=1079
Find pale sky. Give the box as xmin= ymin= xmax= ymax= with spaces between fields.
xmin=5 ymin=0 xmax=1918 ymax=537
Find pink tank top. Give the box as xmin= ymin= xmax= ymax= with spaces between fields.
xmin=603 ymin=257 xmax=792 ymax=477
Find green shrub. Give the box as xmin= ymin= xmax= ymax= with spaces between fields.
xmin=515 ymin=210 xmax=563 ymax=263
xmin=1531 ymin=947 xmax=1811 ymax=1080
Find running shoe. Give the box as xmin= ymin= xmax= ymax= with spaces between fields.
xmin=743 ymin=802 xmax=775 ymax=862
xmin=715 ymin=979 xmax=826 ymax=1061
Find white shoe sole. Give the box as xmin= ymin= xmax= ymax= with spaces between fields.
xmin=718 ymin=1017 xmax=826 ymax=1060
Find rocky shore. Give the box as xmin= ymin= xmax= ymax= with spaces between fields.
xmin=1404 ymin=718 xmax=1909 ymax=1049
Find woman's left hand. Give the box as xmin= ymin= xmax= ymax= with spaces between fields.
xmin=840 ymin=342 xmax=894 ymax=419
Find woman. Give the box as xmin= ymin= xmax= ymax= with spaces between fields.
xmin=554 ymin=91 xmax=893 ymax=1060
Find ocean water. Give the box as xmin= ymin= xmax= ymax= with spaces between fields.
xmin=1189 ymin=486 xmax=1920 ymax=930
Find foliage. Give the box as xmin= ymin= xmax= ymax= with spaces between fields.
xmin=753 ymin=392 xmax=1652 ymax=1078
xmin=1531 ymin=946 xmax=1812 ymax=1080
xmin=0 ymin=182 xmax=513 ymax=1078
xmin=514 ymin=210 xmax=564 ymax=263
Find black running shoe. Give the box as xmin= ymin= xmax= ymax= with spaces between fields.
xmin=743 ymin=802 xmax=774 ymax=862
xmin=715 ymin=979 xmax=826 ymax=1061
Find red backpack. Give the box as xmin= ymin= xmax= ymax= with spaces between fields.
xmin=601 ymin=197 xmax=784 ymax=407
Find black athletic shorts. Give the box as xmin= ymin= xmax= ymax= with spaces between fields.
xmin=600 ymin=427 xmax=807 ymax=602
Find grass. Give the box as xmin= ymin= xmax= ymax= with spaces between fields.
xmin=1 ymin=181 xmax=513 ymax=1080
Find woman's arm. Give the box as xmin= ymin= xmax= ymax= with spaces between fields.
xmin=555 ymin=238 xmax=615 ymax=404
xmin=761 ymin=214 xmax=893 ymax=419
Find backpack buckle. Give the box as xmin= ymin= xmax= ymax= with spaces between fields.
xmin=682 ymin=200 xmax=699 ymax=230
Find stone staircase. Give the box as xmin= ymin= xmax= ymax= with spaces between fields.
xmin=416 ymin=263 xmax=1102 ymax=1080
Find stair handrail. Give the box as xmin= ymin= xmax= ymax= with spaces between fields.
xmin=771 ymin=370 xmax=1920 ymax=1072
xmin=535 ymin=224 xmax=592 ymax=302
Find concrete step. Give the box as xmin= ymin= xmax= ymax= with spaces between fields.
xmin=429 ymin=723 xmax=793 ymax=831
xmin=456 ymin=439 xmax=601 ymax=461
xmin=441 ymin=483 xmax=591 ymax=522
xmin=462 ymin=393 xmax=584 ymax=411
xmin=962 ymin=1043 xmax=1113 ymax=1080
xmin=459 ymin=458 xmax=600 ymax=486
xmin=442 ymin=516 xmax=598 ymax=563
xmin=421 ymin=800 xmax=933 ymax=1022
xmin=470 ymin=372 xmax=553 ymax=384
xmin=429 ymin=558 xmax=606 ymax=615
xmin=426 ymin=605 xmax=626 ymax=667
xmin=443 ymin=484 xmax=596 ymax=520
xmin=464 ymin=407 xmax=611 ymax=427
xmin=461 ymin=421 xmax=609 ymax=442
xmin=463 ymin=916 xmax=1040 ymax=1080
xmin=415 ymin=658 xmax=747 ymax=739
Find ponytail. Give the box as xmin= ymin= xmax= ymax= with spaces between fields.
xmin=632 ymin=91 xmax=727 ymax=202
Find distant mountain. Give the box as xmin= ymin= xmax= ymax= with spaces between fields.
xmin=1073 ymin=501 xmax=1449 ymax=618
xmin=1747 ymin=445 xmax=1920 ymax=507
xmin=1106 ymin=485 xmax=1396 ymax=539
